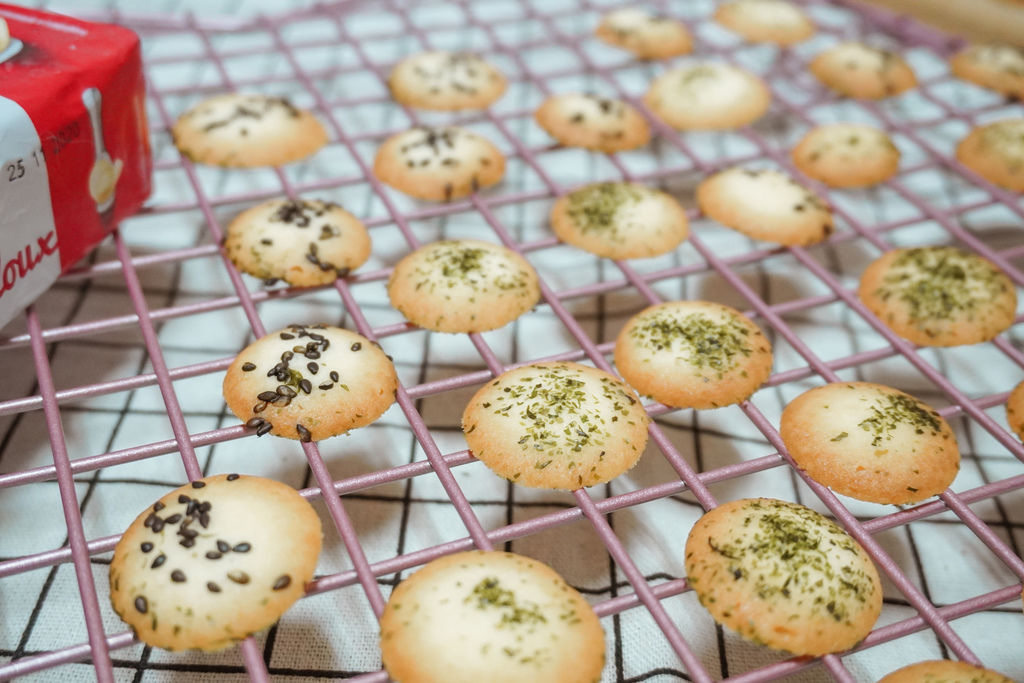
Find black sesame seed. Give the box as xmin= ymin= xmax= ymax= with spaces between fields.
xmin=207 ymin=582 xmax=222 ymax=593
xmin=227 ymin=474 xmax=240 ymax=481
xmin=309 ymin=333 xmax=324 ymax=341
xmin=281 ymin=351 xmax=294 ymax=361
xmin=180 ymin=528 xmax=199 ymax=539
xmin=198 ymin=502 xmax=211 ymax=513
xmin=307 ymin=362 xmax=319 ymax=374
xmin=350 ymin=342 xmax=361 ymax=351
xmin=153 ymin=502 xmax=165 ymax=512
xmin=151 ymin=518 xmax=165 ymax=533
xmin=152 ymin=554 xmax=166 ymax=569
xmin=186 ymin=500 xmax=198 ymax=515
xmin=177 ymin=495 xmax=190 ymax=504
xmin=180 ymin=537 xmax=195 ymax=549
xmin=277 ymin=385 xmax=297 ymax=398
xmin=199 ymin=513 xmax=210 ymax=528
xmin=192 ymin=481 xmax=206 ymax=489
xmin=241 ymin=362 xmax=256 ymax=372
xmin=140 ymin=542 xmax=153 ymax=553
xmin=171 ymin=570 xmax=186 ymax=583
xmin=296 ymin=424 xmax=312 ymax=443
xmin=299 ymin=379 xmax=312 ymax=394
xmin=233 ymin=543 xmax=251 ymax=553
xmin=245 ymin=417 xmax=266 ymax=429
xmin=305 ymin=350 xmax=321 ymax=360
xmin=164 ymin=514 xmax=182 ymax=525
xmin=135 ymin=596 xmax=148 ymax=614
xmin=280 ymin=333 xmax=295 ymax=340
xmin=318 ymin=383 xmax=334 ymax=390
xmin=256 ymin=422 xmax=273 ymax=436
xmin=330 ymin=371 xmax=340 ymax=382
xmin=217 ymin=540 xmax=231 ymax=553
xmin=257 ymin=391 xmax=279 ymax=402
xmin=206 ymin=551 xmax=222 ymax=560
xmin=144 ymin=513 xmax=156 ymax=528
xmin=272 ymin=575 xmax=292 ymax=591
xmin=228 ymin=571 xmax=251 ymax=585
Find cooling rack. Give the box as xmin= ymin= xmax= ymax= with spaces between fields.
xmin=0 ymin=0 xmax=1023 ymax=680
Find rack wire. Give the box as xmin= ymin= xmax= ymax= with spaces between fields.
xmin=0 ymin=0 xmax=1022 ymax=680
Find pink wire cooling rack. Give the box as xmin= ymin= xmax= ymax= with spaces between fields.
xmin=0 ymin=0 xmax=1022 ymax=681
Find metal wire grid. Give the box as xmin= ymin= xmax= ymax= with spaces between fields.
xmin=0 ymin=0 xmax=1022 ymax=680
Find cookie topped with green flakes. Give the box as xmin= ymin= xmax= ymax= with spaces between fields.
xmin=791 ymin=123 xmax=901 ymax=188
xmin=388 ymin=51 xmax=506 ymax=111
xmin=956 ymin=118 xmax=1024 ymax=192
xmin=951 ymin=44 xmax=1024 ymax=100
xmin=644 ymin=62 xmax=771 ymax=130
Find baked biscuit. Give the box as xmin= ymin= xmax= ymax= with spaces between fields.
xmin=791 ymin=123 xmax=901 ymax=188
xmin=951 ymin=44 xmax=1024 ymax=100
xmin=388 ymin=51 xmax=506 ymax=111
xmin=644 ymin=62 xmax=771 ymax=131
xmin=1006 ymin=378 xmax=1024 ymax=442
xmin=172 ymin=93 xmax=328 ymax=167
xmin=810 ymin=42 xmax=917 ymax=99
xmin=461 ymin=361 xmax=649 ymax=490
xmin=956 ymin=118 xmax=1024 ymax=192
xmin=614 ymin=301 xmax=773 ymax=410
xmin=380 ymin=550 xmax=605 ymax=683
xmin=109 ymin=474 xmax=322 ymax=652
xmin=594 ymin=7 xmax=692 ymax=60
xmin=696 ymin=167 xmax=834 ymax=246
xmin=549 ymin=181 xmax=689 ymax=259
xmin=224 ymin=198 xmax=371 ymax=287
xmin=857 ymin=246 xmax=1017 ymax=347
xmin=374 ymin=126 xmax=505 ymax=201
xmin=534 ymin=93 xmax=650 ymax=153
xmin=684 ymin=498 xmax=883 ymax=656
xmin=780 ymin=382 xmax=959 ymax=504
xmin=878 ymin=660 xmax=1016 ymax=683
xmin=387 ymin=239 xmax=541 ymax=333
xmin=0 ymin=18 xmax=9 ymax=53
xmin=714 ymin=0 xmax=815 ymax=46
xmin=223 ymin=324 xmax=398 ymax=441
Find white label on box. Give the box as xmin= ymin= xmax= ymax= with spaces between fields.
xmin=0 ymin=95 xmax=60 ymax=328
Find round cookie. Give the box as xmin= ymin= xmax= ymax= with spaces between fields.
xmin=534 ymin=93 xmax=650 ymax=153
xmin=374 ymin=126 xmax=505 ymax=201
xmin=878 ymin=660 xmax=1016 ymax=683
xmin=387 ymin=239 xmax=541 ymax=333
xmin=614 ymin=301 xmax=773 ymax=410
xmin=1006 ymin=378 xmax=1024 ymax=442
xmin=549 ymin=181 xmax=689 ymax=259
xmin=644 ymin=62 xmax=771 ymax=131
xmin=224 ymin=198 xmax=371 ymax=287
xmin=388 ymin=51 xmax=506 ymax=111
xmin=380 ymin=550 xmax=605 ymax=683
xmin=791 ymin=123 xmax=901 ymax=188
xmin=857 ymin=246 xmax=1017 ymax=347
xmin=780 ymin=382 xmax=960 ymax=504
xmin=951 ymin=44 xmax=1024 ymax=100
xmin=684 ymin=497 xmax=883 ymax=656
xmin=109 ymin=474 xmax=322 ymax=652
xmin=0 ymin=18 xmax=9 ymax=53
xmin=594 ymin=7 xmax=692 ymax=60
xmin=223 ymin=323 xmax=398 ymax=442
xmin=714 ymin=0 xmax=815 ymax=46
xmin=696 ymin=167 xmax=834 ymax=246
xmin=956 ymin=118 xmax=1024 ymax=192
xmin=171 ymin=93 xmax=328 ymax=167
xmin=810 ymin=43 xmax=917 ymax=99
xmin=461 ymin=361 xmax=650 ymax=490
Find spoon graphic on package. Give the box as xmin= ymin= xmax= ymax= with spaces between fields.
xmin=82 ymin=87 xmax=122 ymax=214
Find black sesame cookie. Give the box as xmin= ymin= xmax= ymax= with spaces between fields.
xmin=956 ymin=118 xmax=1024 ymax=192
xmin=461 ymin=361 xmax=650 ymax=490
xmin=684 ymin=498 xmax=883 ymax=656
xmin=696 ymin=167 xmax=834 ymax=246
xmin=857 ymin=246 xmax=1018 ymax=347
xmin=614 ymin=301 xmax=773 ymax=410
xmin=594 ymin=7 xmax=692 ymax=60
xmin=1004 ymin=378 xmax=1024 ymax=442
xmin=878 ymin=660 xmax=1017 ymax=683
xmin=373 ymin=126 xmax=505 ymax=201
xmin=951 ymin=44 xmax=1024 ymax=100
xmin=534 ymin=93 xmax=650 ymax=153
xmin=387 ymin=239 xmax=540 ymax=334
xmin=791 ymin=123 xmax=901 ymax=188
xmin=380 ymin=550 xmax=605 ymax=683
xmin=171 ymin=93 xmax=328 ymax=167
xmin=109 ymin=474 xmax=322 ymax=652
xmin=222 ymin=324 xmax=398 ymax=442
xmin=224 ymin=198 xmax=371 ymax=287
xmin=780 ymin=382 xmax=960 ymax=505
xmin=548 ymin=181 xmax=689 ymax=259
xmin=810 ymin=42 xmax=917 ymax=99
xmin=388 ymin=50 xmax=506 ymax=111
xmin=644 ymin=62 xmax=771 ymax=130
xmin=714 ymin=0 xmax=815 ymax=46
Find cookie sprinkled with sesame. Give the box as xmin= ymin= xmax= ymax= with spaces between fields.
xmin=389 ymin=50 xmax=506 ymax=110
xmin=956 ymin=118 xmax=1024 ymax=192
xmin=810 ymin=42 xmax=917 ymax=99
xmin=534 ymin=93 xmax=650 ymax=153
xmin=595 ymin=7 xmax=692 ymax=60
xmin=951 ymin=44 xmax=1024 ymax=100
xmin=792 ymin=123 xmax=900 ymax=188
xmin=715 ymin=0 xmax=814 ymax=45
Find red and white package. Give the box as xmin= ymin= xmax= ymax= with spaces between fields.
xmin=0 ymin=4 xmax=151 ymax=329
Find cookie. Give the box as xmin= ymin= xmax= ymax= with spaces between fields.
xmin=386 ymin=239 xmax=541 ymax=333
xmin=380 ymin=550 xmax=605 ymax=683
xmin=951 ymin=44 xmax=1024 ymax=100
xmin=171 ymin=93 xmax=328 ymax=167
xmin=696 ymin=167 xmax=834 ymax=246
xmin=684 ymin=497 xmax=883 ymax=656
xmin=810 ymin=42 xmax=917 ymax=99
xmin=1005 ymin=378 xmax=1024 ymax=442
xmin=549 ymin=181 xmax=689 ymax=259
xmin=222 ymin=323 xmax=398 ymax=442
xmin=614 ymin=301 xmax=773 ymax=410
xmin=224 ymin=198 xmax=371 ymax=287
xmin=956 ymin=118 xmax=1024 ymax=192
xmin=878 ymin=660 xmax=1016 ymax=683
xmin=388 ymin=51 xmax=506 ymax=111
xmin=857 ymin=246 xmax=1017 ymax=347
xmin=594 ymin=7 xmax=692 ymax=60
xmin=373 ymin=126 xmax=505 ymax=201
xmin=644 ymin=62 xmax=771 ymax=130
xmin=461 ymin=361 xmax=650 ymax=490
xmin=534 ymin=93 xmax=650 ymax=153
xmin=714 ymin=0 xmax=815 ymax=46
xmin=780 ymin=382 xmax=959 ymax=504
xmin=0 ymin=18 xmax=9 ymax=53
xmin=109 ymin=474 xmax=322 ymax=652
xmin=791 ymin=123 xmax=901 ymax=188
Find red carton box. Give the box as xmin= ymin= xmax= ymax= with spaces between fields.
xmin=0 ymin=4 xmax=151 ymax=328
